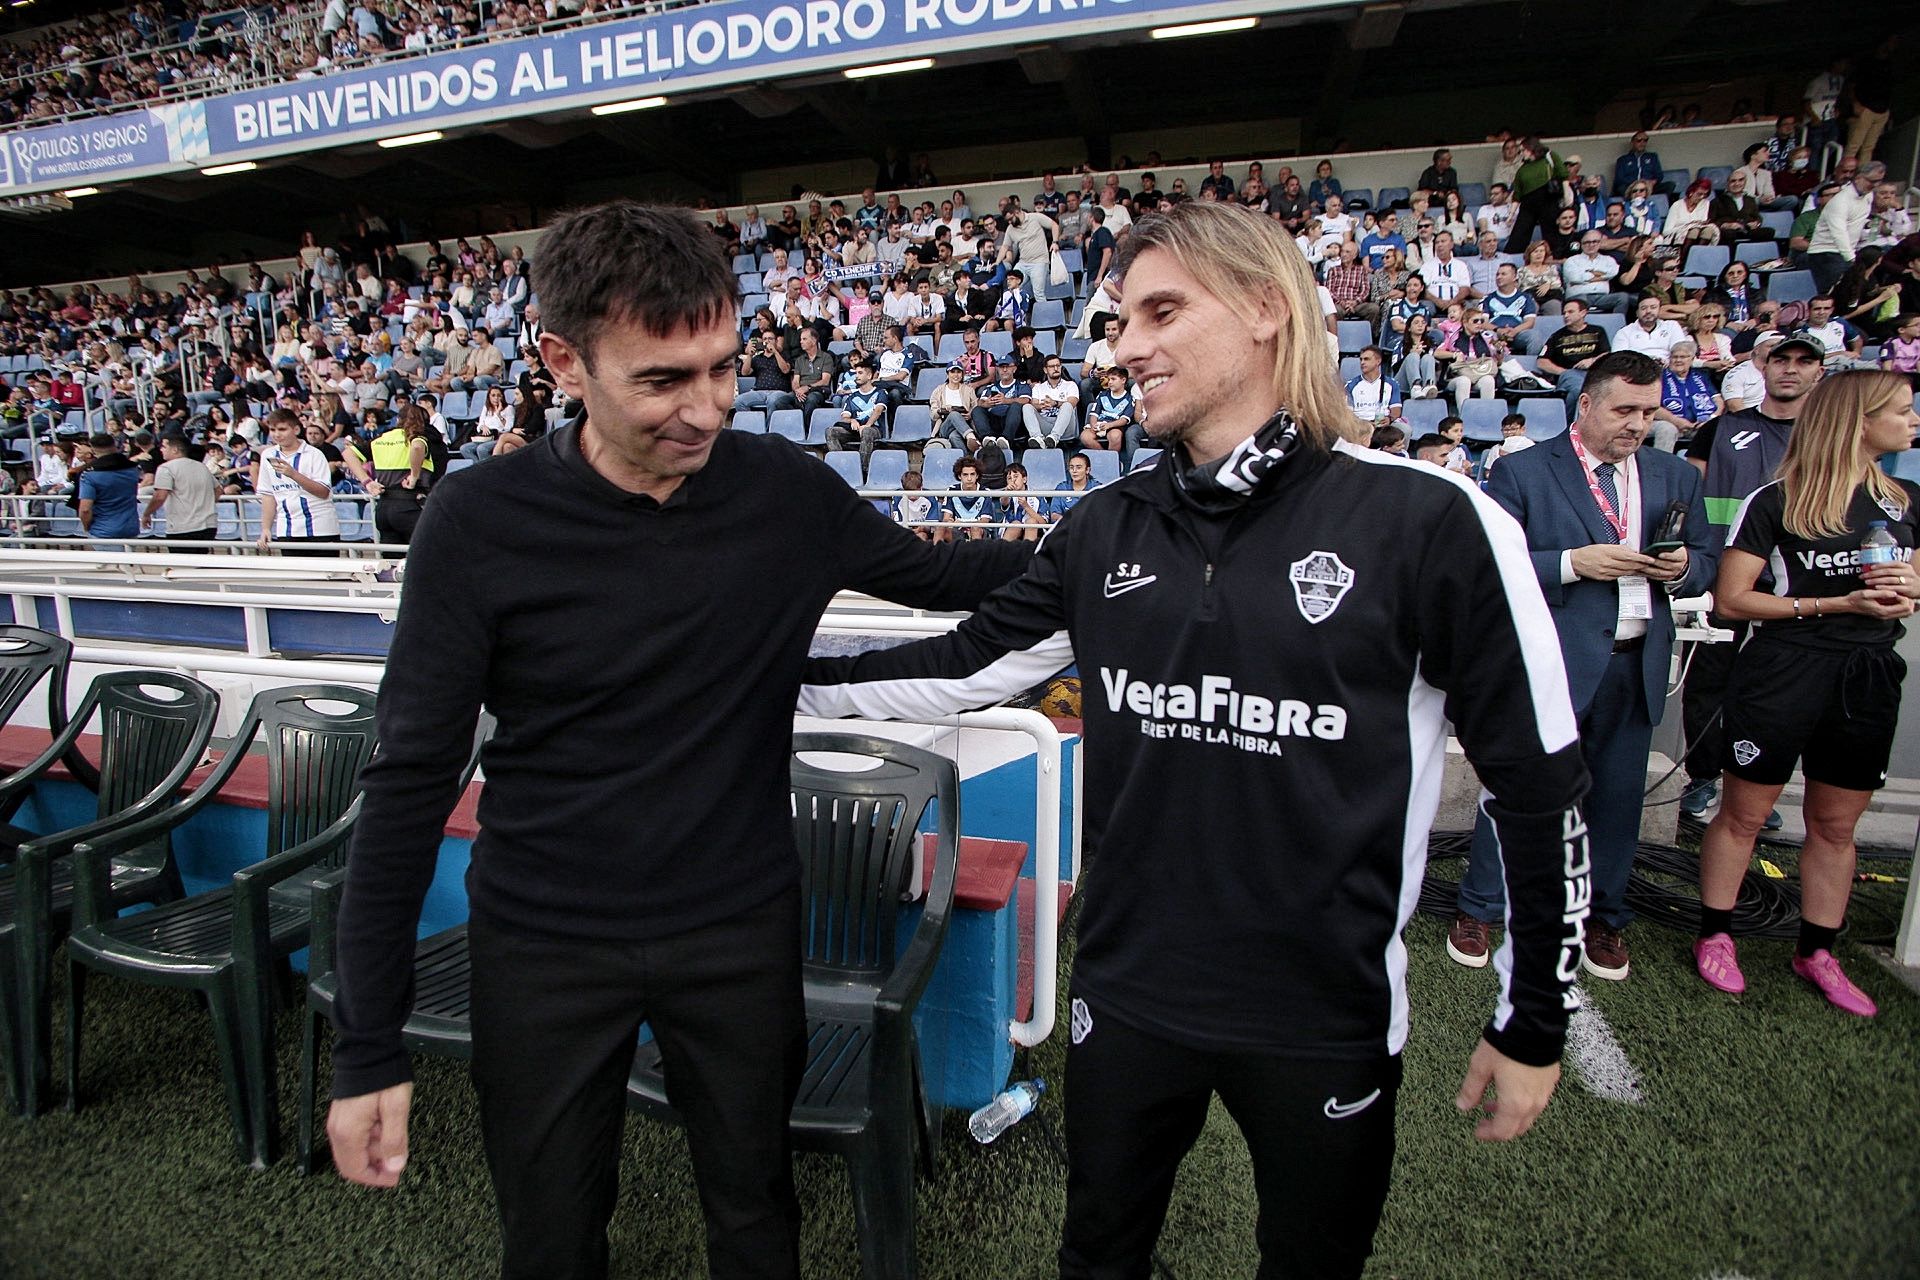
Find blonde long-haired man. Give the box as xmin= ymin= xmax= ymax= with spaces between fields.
xmin=799 ymin=202 xmax=1590 ymax=1277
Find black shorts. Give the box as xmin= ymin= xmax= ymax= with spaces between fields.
xmin=1722 ymin=638 xmax=1904 ymax=791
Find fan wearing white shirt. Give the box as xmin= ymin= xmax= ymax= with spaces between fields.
xmin=1475 ymin=184 xmax=1518 ymax=244
xmin=1024 ymin=357 xmax=1081 ymax=448
xmin=1344 ymin=347 xmax=1403 ymax=425
xmin=252 ymin=408 xmax=340 ymax=553
xmin=1614 ymin=296 xmax=1689 ymax=361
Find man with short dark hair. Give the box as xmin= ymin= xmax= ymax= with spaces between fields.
xmin=971 ymin=354 xmax=1032 ymax=449
xmin=1536 ymin=298 xmax=1612 ymax=417
xmin=76 ymin=432 xmax=140 ymax=539
xmin=326 ymin=202 xmax=1029 ymax=1279
xmin=142 ymin=432 xmax=218 ymax=546
xmin=1448 ymin=352 xmax=1712 ymax=980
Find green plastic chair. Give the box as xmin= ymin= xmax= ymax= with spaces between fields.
xmin=296 ymin=713 xmax=493 ymax=1175
xmin=0 ymin=668 xmax=217 ymax=1118
xmin=627 ymin=733 xmax=961 ymax=1280
xmin=64 ymin=684 xmax=379 ymax=1168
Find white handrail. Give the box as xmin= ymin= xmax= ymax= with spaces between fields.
xmin=945 ymin=706 xmax=1067 ymax=1048
xmin=51 ymin=641 xmax=1078 ymax=1045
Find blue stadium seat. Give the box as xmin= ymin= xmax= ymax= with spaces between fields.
xmin=1401 ymin=400 xmax=1449 ymax=434
xmin=890 ymin=405 xmax=932 ymax=443
xmin=1462 ymin=409 xmax=1505 ymax=445
xmin=1034 ymin=332 xmax=1058 ymax=355
xmin=493 ymin=337 xmax=517 ymax=362
xmin=829 ymin=340 xmax=856 ymax=357
xmin=738 ymin=273 xmax=763 ymax=295
xmin=807 ymin=409 xmax=842 ymax=446
xmin=866 ymin=449 xmax=910 ymax=490
xmin=441 ymin=391 xmax=472 ymax=421
xmin=1032 ymin=300 xmax=1066 ymax=330
xmin=1457 ymin=183 xmax=1487 ymax=208
xmin=1062 ymin=336 xmax=1091 ymax=362
xmin=1519 ymin=400 xmax=1569 ymax=441
xmin=1697 ymin=166 xmax=1734 ymax=192
xmin=1683 ymin=245 xmax=1729 ymax=277
xmin=1377 ymin=187 xmax=1411 ymax=210
xmin=1768 ymin=270 xmax=1815 ymax=303
xmin=1532 ymin=316 xmax=1565 ymax=347
xmin=732 ymin=254 xmax=758 ymax=274
xmin=757 ymin=252 xmax=777 ymax=273
xmin=1734 ymin=240 xmax=1780 ymax=266
xmin=1339 ymin=356 xmax=1362 ymax=382
xmin=1084 ymin=451 xmax=1121 ymax=485
xmin=1337 ymin=320 xmax=1373 ymax=354
xmin=768 ymin=409 xmax=805 ymax=443
xmin=1461 ymin=400 xmax=1506 ymax=438
xmin=913 ymin=368 xmax=948 ymax=400
xmin=823 ymin=450 xmax=863 ymax=486
xmin=731 ymin=410 xmax=767 ymax=434
xmin=1069 ymin=298 xmax=1087 ymax=329
xmin=1590 ymin=313 xmax=1628 ymax=340
xmin=1021 ymin=449 xmax=1067 ymax=491
xmin=1059 ymin=248 xmax=1084 ymax=276
xmin=1759 ymin=210 xmax=1794 ymax=239
xmin=922 ymin=454 xmax=960 ymax=491
xmin=1649 ymin=195 xmax=1671 ymax=222
xmin=738 ymin=293 xmax=769 ymax=318
xmin=935 ymin=335 xmax=965 ymax=361
xmin=1344 ymin=188 xmax=1373 ymax=211
xmin=1130 ymin=448 xmax=1164 ymax=472
xmin=1664 ymin=169 xmax=1691 ymax=193
xmin=981 ymin=331 xmax=1014 ymax=357
xmin=1679 ymin=275 xmax=1709 ymax=293
xmin=445 ymin=458 xmax=474 ymax=474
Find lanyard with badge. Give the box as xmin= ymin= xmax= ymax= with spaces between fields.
xmin=1569 ymin=427 xmax=1653 ymax=621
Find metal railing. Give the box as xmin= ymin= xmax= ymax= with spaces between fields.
xmin=0 ymin=544 xmax=1084 ymax=1042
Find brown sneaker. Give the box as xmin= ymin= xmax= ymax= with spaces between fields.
xmin=1446 ymin=912 xmax=1492 ymax=968
xmin=1582 ymin=922 xmax=1630 ymax=981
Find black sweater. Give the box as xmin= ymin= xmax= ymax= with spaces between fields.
xmin=803 ymin=442 xmax=1589 ymax=1066
xmin=330 ymin=422 xmax=1031 ymax=1098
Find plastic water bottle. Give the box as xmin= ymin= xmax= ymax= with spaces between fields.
xmin=968 ymin=1078 xmax=1045 ymax=1144
xmin=1860 ymin=520 xmax=1900 ymax=568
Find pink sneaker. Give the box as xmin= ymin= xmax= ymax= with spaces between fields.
xmin=1791 ymin=950 xmax=1878 ymax=1018
xmin=1693 ymin=933 xmax=1745 ymax=994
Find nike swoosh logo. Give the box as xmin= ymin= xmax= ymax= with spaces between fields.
xmin=1103 ymin=574 xmax=1158 ymax=599
xmin=1322 ymin=1089 xmax=1382 ymax=1120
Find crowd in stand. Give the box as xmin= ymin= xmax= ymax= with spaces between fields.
xmin=0 ymin=55 xmax=1912 ymax=543
xmin=0 ymin=0 xmax=655 ymax=126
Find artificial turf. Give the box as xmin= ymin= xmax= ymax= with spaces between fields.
xmin=2 ymin=904 xmax=1916 ymax=1279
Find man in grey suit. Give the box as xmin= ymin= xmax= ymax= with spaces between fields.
xmin=1448 ymin=352 xmax=1714 ymax=980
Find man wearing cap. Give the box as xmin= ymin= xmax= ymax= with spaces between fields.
xmin=1676 ymin=334 xmax=1824 ymax=818
xmin=971 ymin=355 xmax=1032 ymax=449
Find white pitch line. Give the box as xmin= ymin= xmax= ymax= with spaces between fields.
xmin=1564 ymin=983 xmax=1644 ymax=1104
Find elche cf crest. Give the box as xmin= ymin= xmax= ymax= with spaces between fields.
xmin=1288 ymin=551 xmax=1355 ymax=624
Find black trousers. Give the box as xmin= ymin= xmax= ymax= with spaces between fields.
xmin=1059 ymin=995 xmax=1402 ymax=1280
xmin=1682 ymin=619 xmax=1748 ymax=784
xmin=468 ymin=884 xmax=806 ymax=1280
xmin=374 ymin=492 xmax=426 ymax=548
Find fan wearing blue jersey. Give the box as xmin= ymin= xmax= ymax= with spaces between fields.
xmin=252 ymin=408 xmax=341 ymax=554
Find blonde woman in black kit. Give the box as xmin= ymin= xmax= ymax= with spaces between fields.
xmin=1697 ymin=371 xmax=1920 ymax=1015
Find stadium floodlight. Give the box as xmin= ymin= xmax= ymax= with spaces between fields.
xmin=61 ymin=187 xmax=99 ymax=198
xmin=591 ymin=96 xmax=667 ymax=116
xmin=1149 ymin=16 xmax=1257 ymax=38
xmin=378 ymin=130 xmax=445 ymax=149
xmin=843 ymin=58 xmax=933 ymax=80
xmin=201 ymin=162 xmax=258 ymax=176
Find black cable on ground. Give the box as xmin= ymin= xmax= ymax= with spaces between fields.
xmin=1420 ymin=831 xmax=1804 ymax=939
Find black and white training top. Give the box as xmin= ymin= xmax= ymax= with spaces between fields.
xmin=1727 ymin=479 xmax=1920 ymax=652
xmin=800 ymin=438 xmax=1592 ymax=1066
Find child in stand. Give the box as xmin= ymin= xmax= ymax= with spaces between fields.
xmin=893 ymin=468 xmax=939 ymax=542
xmin=998 ymin=461 xmax=1047 ymax=542
xmin=941 ymin=454 xmax=995 ymax=540
xmin=1435 ymin=415 xmax=1473 ymax=475
xmin=1482 ymin=413 xmax=1535 ymax=475
xmin=1880 ymin=314 xmax=1920 ymax=384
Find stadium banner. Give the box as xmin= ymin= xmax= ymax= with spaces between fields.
xmin=0 ymin=0 xmax=1304 ymax=195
